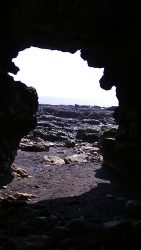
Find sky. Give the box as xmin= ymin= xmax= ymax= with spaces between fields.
xmin=11 ymin=47 xmax=118 ymax=107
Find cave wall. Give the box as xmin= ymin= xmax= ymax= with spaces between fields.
xmin=0 ymin=0 xmax=141 ymax=176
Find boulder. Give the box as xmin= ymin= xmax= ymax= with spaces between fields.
xmin=42 ymin=155 xmax=65 ymax=165
xmin=64 ymin=154 xmax=89 ymax=164
xmin=76 ymin=129 xmax=100 ymax=143
xmin=100 ymin=138 xmax=117 ymax=169
xmin=65 ymin=140 xmax=75 ymax=148
xmin=20 ymin=143 xmax=49 ymax=152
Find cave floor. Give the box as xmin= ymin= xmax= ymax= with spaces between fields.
xmin=0 ymin=148 xmax=141 ymax=249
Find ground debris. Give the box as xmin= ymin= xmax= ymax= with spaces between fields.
xmin=11 ymin=165 xmax=29 ymax=178
xmin=42 ymin=155 xmax=65 ymax=165
xmin=12 ymin=191 xmax=37 ymax=201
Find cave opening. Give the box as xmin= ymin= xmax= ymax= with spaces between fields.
xmin=1 ymin=1 xmax=141 ymax=247
xmin=10 ymin=46 xmax=118 ymax=107
xmin=4 ymin=46 xmax=119 ymax=201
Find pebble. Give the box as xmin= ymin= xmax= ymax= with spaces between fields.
xmin=34 ymin=184 xmax=40 ymax=189
xmin=48 ymin=214 xmax=58 ymax=222
xmin=126 ymin=200 xmax=141 ymax=218
xmin=105 ymin=193 xmax=115 ymax=199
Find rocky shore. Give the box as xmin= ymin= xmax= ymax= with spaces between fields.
xmin=20 ymin=104 xmax=117 ymax=153
xmin=0 ymin=104 xmax=141 ymax=250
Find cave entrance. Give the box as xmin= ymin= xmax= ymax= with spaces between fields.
xmin=9 ymin=46 xmax=118 ymax=200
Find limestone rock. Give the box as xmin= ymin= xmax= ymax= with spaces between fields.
xmin=12 ymin=192 xmax=37 ymax=201
xmin=20 ymin=143 xmax=49 ymax=152
xmin=11 ymin=165 xmax=28 ymax=178
xmin=42 ymin=155 xmax=65 ymax=165
xmin=65 ymin=140 xmax=75 ymax=148
xmin=76 ymin=129 xmax=100 ymax=143
xmin=64 ymin=154 xmax=89 ymax=164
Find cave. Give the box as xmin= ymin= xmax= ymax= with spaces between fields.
xmin=0 ymin=1 xmax=141 ymax=248
xmin=1 ymin=1 xmax=141 ymax=178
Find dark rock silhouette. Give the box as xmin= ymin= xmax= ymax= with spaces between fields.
xmin=0 ymin=74 xmax=38 ymax=174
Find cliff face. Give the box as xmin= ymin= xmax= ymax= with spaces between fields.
xmin=0 ymin=0 xmax=141 ymax=176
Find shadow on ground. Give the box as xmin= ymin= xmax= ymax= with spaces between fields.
xmin=0 ymin=164 xmax=141 ymax=249
xmin=0 ymin=171 xmax=14 ymax=188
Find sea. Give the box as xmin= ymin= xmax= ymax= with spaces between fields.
xmin=39 ymin=96 xmax=118 ymax=108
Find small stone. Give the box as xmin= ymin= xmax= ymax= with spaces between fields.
xmin=102 ymin=219 xmax=131 ymax=233
xmin=105 ymin=194 xmax=114 ymax=199
xmin=0 ymin=196 xmax=4 ymax=200
xmin=20 ymin=143 xmax=47 ymax=152
xmin=51 ymin=226 xmax=69 ymax=239
xmin=42 ymin=155 xmax=65 ymax=165
xmin=11 ymin=166 xmax=29 ymax=178
xmin=103 ymin=219 xmax=123 ymax=229
xmin=35 ymin=216 xmax=48 ymax=221
xmin=12 ymin=192 xmax=37 ymax=201
xmin=64 ymin=154 xmax=89 ymax=164
xmin=65 ymin=140 xmax=75 ymax=148
xmin=116 ymin=196 xmax=125 ymax=201
xmin=126 ymin=200 xmax=141 ymax=218
xmin=2 ymin=186 xmax=7 ymax=189
xmin=34 ymin=184 xmax=40 ymax=189
xmin=66 ymin=217 xmax=86 ymax=232
xmin=7 ymin=195 xmax=16 ymax=201
xmin=48 ymin=215 xmax=58 ymax=222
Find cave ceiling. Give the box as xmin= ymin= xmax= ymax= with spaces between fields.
xmin=0 ymin=0 xmax=141 ymax=88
